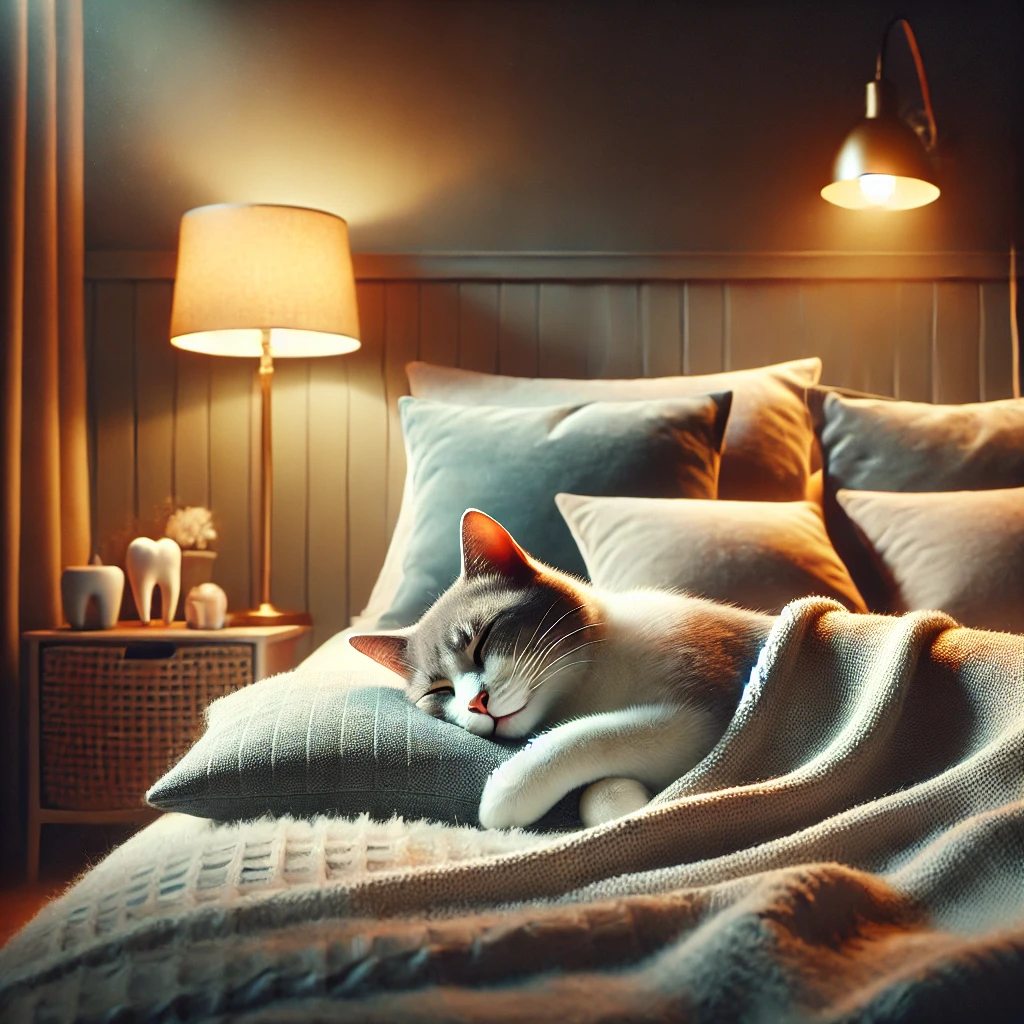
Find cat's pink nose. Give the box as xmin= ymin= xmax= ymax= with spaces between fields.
xmin=468 ymin=691 xmax=489 ymax=716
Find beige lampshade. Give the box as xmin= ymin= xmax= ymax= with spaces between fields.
xmin=170 ymin=204 xmax=361 ymax=357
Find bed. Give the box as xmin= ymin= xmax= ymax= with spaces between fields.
xmin=3 ymin=362 xmax=1024 ymax=1022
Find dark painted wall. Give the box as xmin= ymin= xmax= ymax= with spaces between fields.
xmin=84 ymin=0 xmax=1022 ymax=255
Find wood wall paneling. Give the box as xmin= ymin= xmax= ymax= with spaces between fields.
xmin=133 ymin=282 xmax=176 ymax=532
xmin=346 ymin=283 xmax=388 ymax=618
xmin=92 ymin=281 xmax=136 ymax=568
xmin=307 ymin=356 xmax=350 ymax=648
xmin=84 ymin=269 xmax=1017 ymax=650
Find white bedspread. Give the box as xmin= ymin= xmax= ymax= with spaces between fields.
xmin=3 ymin=598 xmax=1024 ymax=1022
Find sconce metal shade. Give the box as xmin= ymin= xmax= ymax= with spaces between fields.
xmin=821 ymin=80 xmax=939 ymax=211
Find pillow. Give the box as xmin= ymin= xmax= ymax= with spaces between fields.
xmin=409 ymin=359 xmax=820 ymax=502
xmin=556 ymin=493 xmax=866 ymax=614
xmin=837 ymin=487 xmax=1024 ymax=633
xmin=147 ymin=669 xmax=580 ymax=828
xmin=357 ymin=358 xmax=821 ymax=626
xmin=816 ymin=392 xmax=1024 ymax=609
xmin=382 ymin=393 xmax=731 ymax=626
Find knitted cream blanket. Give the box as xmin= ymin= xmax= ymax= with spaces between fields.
xmin=3 ymin=598 xmax=1024 ymax=1022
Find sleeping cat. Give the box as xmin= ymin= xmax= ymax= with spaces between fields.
xmin=350 ymin=510 xmax=773 ymax=830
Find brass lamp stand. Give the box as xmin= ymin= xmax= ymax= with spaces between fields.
xmin=230 ymin=330 xmax=312 ymax=627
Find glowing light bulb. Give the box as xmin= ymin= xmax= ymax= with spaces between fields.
xmin=859 ymin=174 xmax=896 ymax=206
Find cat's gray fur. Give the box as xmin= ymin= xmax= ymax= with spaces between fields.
xmin=351 ymin=510 xmax=773 ymax=829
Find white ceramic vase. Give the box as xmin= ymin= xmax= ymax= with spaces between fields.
xmin=61 ymin=565 xmax=125 ymax=630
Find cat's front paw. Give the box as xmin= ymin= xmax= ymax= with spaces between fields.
xmin=579 ymin=777 xmax=652 ymax=827
xmin=478 ymin=765 xmax=548 ymax=830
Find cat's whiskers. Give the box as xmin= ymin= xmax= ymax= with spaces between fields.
xmin=521 ymin=623 xmax=604 ymax=691
xmin=510 ymin=598 xmax=560 ymax=683
xmin=520 ymin=606 xmax=593 ymax=688
xmin=527 ymin=639 xmax=606 ymax=692
xmin=527 ymin=659 xmax=596 ymax=690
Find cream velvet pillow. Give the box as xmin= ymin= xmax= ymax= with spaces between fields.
xmin=555 ymin=493 xmax=866 ymax=614
xmin=356 ymin=358 xmax=822 ymax=626
xmin=838 ymin=487 xmax=1024 ymax=633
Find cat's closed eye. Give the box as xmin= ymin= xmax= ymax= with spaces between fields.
xmin=417 ymin=681 xmax=455 ymax=718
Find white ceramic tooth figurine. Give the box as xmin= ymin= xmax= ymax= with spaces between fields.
xmin=61 ymin=557 xmax=125 ymax=630
xmin=185 ymin=583 xmax=228 ymax=630
xmin=126 ymin=537 xmax=182 ymax=625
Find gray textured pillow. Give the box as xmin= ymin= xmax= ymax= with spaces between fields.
xmin=147 ymin=669 xmax=580 ymax=828
xmin=817 ymin=392 xmax=1024 ymax=609
xmin=838 ymin=487 xmax=1024 ymax=632
xmin=556 ymin=493 xmax=866 ymax=614
xmin=382 ymin=392 xmax=731 ymax=626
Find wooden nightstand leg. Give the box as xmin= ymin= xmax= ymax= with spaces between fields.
xmin=26 ymin=811 xmax=40 ymax=884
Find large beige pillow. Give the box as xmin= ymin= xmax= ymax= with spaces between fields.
xmin=816 ymin=392 xmax=1024 ymax=610
xmin=555 ymin=493 xmax=866 ymax=614
xmin=838 ymin=487 xmax=1024 ymax=633
xmin=357 ymin=358 xmax=822 ymax=626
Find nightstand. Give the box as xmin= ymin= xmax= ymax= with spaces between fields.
xmin=22 ymin=623 xmax=312 ymax=882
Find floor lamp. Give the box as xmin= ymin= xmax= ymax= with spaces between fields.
xmin=169 ymin=203 xmax=361 ymax=625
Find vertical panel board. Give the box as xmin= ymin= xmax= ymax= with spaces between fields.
xmin=173 ymin=349 xmax=210 ymax=506
xmin=640 ymin=283 xmax=683 ymax=377
xmin=893 ymin=283 xmax=933 ymax=402
xmin=208 ymin=358 xmax=253 ymax=615
xmin=728 ymin=283 xmax=802 ymax=371
xmin=497 ymin=283 xmax=540 ymax=377
xmin=801 ymin=282 xmax=899 ymax=394
xmin=934 ymin=282 xmax=980 ymax=404
xmin=458 ymin=283 xmax=499 ymax=373
xmin=347 ymin=282 xmax=388 ymax=617
xmin=269 ymin=360 xmax=310 ymax=613
xmin=980 ymin=282 xmax=1015 ymax=400
xmin=133 ymin=282 xmax=175 ymax=533
xmin=685 ymin=283 xmax=726 ymax=375
xmin=595 ymin=284 xmax=641 ymax=378
xmin=418 ymin=283 xmax=459 ymax=369
xmin=538 ymin=284 xmax=591 ymax=378
xmin=84 ymin=281 xmax=98 ymax=554
xmin=92 ymin=281 xmax=136 ymax=567
xmin=384 ymin=282 xmax=419 ymax=534
xmin=307 ymin=356 xmax=350 ymax=646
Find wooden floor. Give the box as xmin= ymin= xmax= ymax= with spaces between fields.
xmin=1 ymin=824 xmax=136 ymax=948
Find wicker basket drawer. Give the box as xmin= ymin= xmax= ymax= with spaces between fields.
xmin=40 ymin=643 xmax=254 ymax=810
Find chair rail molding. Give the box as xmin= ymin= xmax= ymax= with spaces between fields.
xmin=85 ymin=249 xmax=1012 ymax=283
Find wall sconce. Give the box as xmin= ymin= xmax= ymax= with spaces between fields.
xmin=170 ymin=204 xmax=361 ymax=625
xmin=822 ymin=17 xmax=940 ymax=211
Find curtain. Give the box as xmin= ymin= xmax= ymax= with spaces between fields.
xmin=0 ymin=0 xmax=89 ymax=872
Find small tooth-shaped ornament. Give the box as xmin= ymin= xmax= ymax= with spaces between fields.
xmin=61 ymin=557 xmax=125 ymax=630
xmin=126 ymin=537 xmax=182 ymax=624
xmin=185 ymin=583 xmax=228 ymax=630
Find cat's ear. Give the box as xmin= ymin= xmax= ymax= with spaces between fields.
xmin=348 ymin=633 xmax=411 ymax=678
xmin=460 ymin=509 xmax=535 ymax=584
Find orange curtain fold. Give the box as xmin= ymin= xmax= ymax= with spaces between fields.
xmin=0 ymin=0 xmax=89 ymax=871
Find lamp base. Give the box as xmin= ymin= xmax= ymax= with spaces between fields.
xmin=228 ymin=603 xmax=312 ymax=628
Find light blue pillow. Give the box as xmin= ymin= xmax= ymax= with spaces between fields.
xmin=381 ymin=392 xmax=731 ymax=626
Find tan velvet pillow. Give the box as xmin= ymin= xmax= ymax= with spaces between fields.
xmin=817 ymin=392 xmax=1024 ymax=610
xmin=838 ymin=488 xmax=1024 ymax=633
xmin=556 ymin=493 xmax=866 ymax=615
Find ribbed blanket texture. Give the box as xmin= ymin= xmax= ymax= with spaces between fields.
xmin=3 ymin=597 xmax=1024 ymax=1022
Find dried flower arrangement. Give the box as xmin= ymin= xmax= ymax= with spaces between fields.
xmin=164 ymin=506 xmax=217 ymax=551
